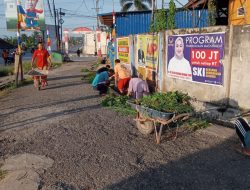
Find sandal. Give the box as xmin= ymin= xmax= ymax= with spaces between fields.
xmin=235 ymin=147 xmax=250 ymax=157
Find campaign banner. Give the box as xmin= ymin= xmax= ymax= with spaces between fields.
xmin=167 ymin=33 xmax=225 ymax=86
xmin=117 ymin=37 xmax=130 ymax=64
xmin=137 ymin=35 xmax=147 ymax=68
xmin=5 ymin=0 xmax=45 ymax=31
xmin=46 ymin=25 xmax=57 ymax=51
xmin=145 ymin=35 xmax=158 ymax=70
xmin=137 ymin=35 xmax=159 ymax=70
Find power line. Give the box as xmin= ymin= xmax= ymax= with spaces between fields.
xmin=74 ymin=0 xmax=90 ymax=12
xmin=60 ymin=8 xmax=96 ymax=17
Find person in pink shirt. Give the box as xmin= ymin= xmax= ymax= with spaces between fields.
xmin=127 ymin=74 xmax=149 ymax=99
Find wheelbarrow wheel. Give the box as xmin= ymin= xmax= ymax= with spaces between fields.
xmin=136 ymin=120 xmax=154 ymax=135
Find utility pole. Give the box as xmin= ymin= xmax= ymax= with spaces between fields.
xmin=91 ymin=0 xmax=100 ymax=28
xmin=52 ymin=0 xmax=59 ymax=50
xmin=56 ymin=9 xmax=61 ymax=50
xmin=96 ymin=0 xmax=100 ymax=28
xmin=151 ymin=0 xmax=156 ymax=32
xmin=162 ymin=0 xmax=164 ymax=9
xmin=59 ymin=8 xmax=65 ymax=52
xmin=91 ymin=0 xmax=100 ymax=56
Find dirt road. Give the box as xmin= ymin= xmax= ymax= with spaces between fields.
xmin=0 ymin=59 xmax=249 ymax=190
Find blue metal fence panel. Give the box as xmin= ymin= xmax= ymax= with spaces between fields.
xmin=115 ymin=10 xmax=209 ymax=37
xmin=116 ymin=11 xmax=151 ymax=37
xmin=174 ymin=9 xmax=209 ymax=28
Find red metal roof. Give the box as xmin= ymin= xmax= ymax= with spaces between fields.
xmin=72 ymin=27 xmax=92 ymax=32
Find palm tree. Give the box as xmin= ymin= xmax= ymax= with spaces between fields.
xmin=120 ymin=0 xmax=152 ymax=12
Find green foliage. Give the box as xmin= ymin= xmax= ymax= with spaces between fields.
xmin=139 ymin=91 xmax=193 ymax=114
xmin=96 ymin=58 xmax=103 ymax=65
xmin=167 ymin=0 xmax=176 ymax=30
xmin=81 ymin=67 xmax=90 ymax=73
xmin=0 ymin=67 xmax=14 ymax=77
xmin=0 ymin=169 xmax=7 ymax=181
xmin=51 ymin=62 xmax=62 ymax=69
xmin=101 ymin=94 xmax=136 ymax=115
xmin=4 ymin=31 xmax=41 ymax=49
xmin=85 ymin=72 xmax=96 ymax=83
xmin=3 ymin=36 xmax=17 ymax=46
xmin=208 ymin=0 xmax=217 ymax=26
xmin=150 ymin=9 xmax=167 ymax=32
xmin=20 ymin=77 xmax=34 ymax=85
xmin=82 ymin=62 xmax=101 ymax=83
xmin=22 ymin=61 xmax=32 ymax=74
xmin=186 ymin=118 xmax=209 ymax=131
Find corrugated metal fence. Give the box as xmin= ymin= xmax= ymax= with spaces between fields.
xmin=116 ymin=11 xmax=152 ymax=37
xmin=115 ymin=9 xmax=209 ymax=37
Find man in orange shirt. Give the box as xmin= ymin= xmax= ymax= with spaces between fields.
xmin=114 ymin=59 xmax=131 ymax=94
xmin=31 ymin=42 xmax=52 ymax=88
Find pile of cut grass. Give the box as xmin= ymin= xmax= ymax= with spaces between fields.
xmin=101 ymin=94 xmax=136 ymax=116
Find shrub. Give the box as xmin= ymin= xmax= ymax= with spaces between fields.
xmin=0 ymin=67 xmax=14 ymax=77
xmin=81 ymin=67 xmax=90 ymax=73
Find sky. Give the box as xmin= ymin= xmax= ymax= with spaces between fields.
xmin=0 ymin=0 xmax=188 ymax=38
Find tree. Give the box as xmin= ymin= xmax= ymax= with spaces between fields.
xmin=208 ymin=0 xmax=217 ymax=26
xmin=167 ymin=0 xmax=176 ymax=30
xmin=4 ymin=36 xmax=17 ymax=46
xmin=150 ymin=9 xmax=167 ymax=32
xmin=120 ymin=0 xmax=152 ymax=12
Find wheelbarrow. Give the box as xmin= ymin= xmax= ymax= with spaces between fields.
xmin=27 ymin=69 xmax=49 ymax=91
xmin=127 ymin=101 xmax=191 ymax=144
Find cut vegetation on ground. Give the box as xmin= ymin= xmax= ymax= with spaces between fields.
xmin=101 ymin=94 xmax=137 ymax=116
xmin=102 ymin=91 xmax=209 ymax=131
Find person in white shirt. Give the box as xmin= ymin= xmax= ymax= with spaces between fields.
xmin=127 ymin=74 xmax=149 ymax=99
xmin=168 ymin=37 xmax=192 ymax=81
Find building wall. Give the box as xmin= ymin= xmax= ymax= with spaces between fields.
xmin=163 ymin=26 xmax=229 ymax=104
xmin=117 ymin=24 xmax=250 ymax=109
xmin=83 ymin=32 xmax=107 ymax=55
xmin=162 ymin=25 xmax=250 ymax=109
xmin=83 ymin=33 xmax=95 ymax=55
xmin=229 ymin=25 xmax=250 ymax=108
xmin=229 ymin=0 xmax=250 ymax=25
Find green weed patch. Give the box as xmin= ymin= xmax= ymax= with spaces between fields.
xmin=0 ymin=67 xmax=14 ymax=77
xmin=101 ymin=94 xmax=136 ymax=116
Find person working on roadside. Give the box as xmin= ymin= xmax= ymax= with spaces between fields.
xmin=2 ymin=50 xmax=8 ymax=66
xmin=234 ymin=117 xmax=250 ymax=157
xmin=114 ymin=59 xmax=131 ymax=95
xmin=127 ymin=74 xmax=149 ymax=99
xmin=31 ymin=42 xmax=52 ymax=88
xmin=77 ymin=49 xmax=81 ymax=57
xmin=92 ymin=69 xmax=114 ymax=95
xmin=96 ymin=65 xmax=111 ymax=74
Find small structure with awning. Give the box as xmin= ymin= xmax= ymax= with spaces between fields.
xmin=0 ymin=38 xmax=16 ymax=50
xmin=184 ymin=0 xmax=250 ymax=26
xmin=184 ymin=0 xmax=229 ymax=25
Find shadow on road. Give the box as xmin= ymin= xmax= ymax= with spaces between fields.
xmin=103 ymin=137 xmax=250 ymax=190
xmin=45 ymin=81 xmax=83 ymax=90
xmin=0 ymin=103 xmax=101 ymax=132
xmin=0 ymin=95 xmax=100 ymax=119
xmin=48 ymin=182 xmax=86 ymax=190
xmin=48 ymin=74 xmax=83 ymax=81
